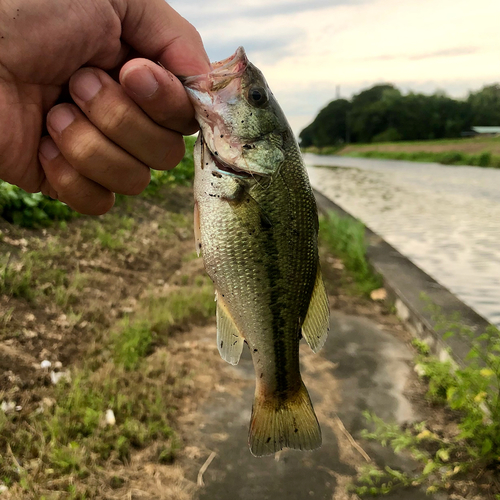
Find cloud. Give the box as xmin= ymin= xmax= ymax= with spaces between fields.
xmin=203 ymin=31 xmax=306 ymax=63
xmin=168 ymin=0 xmax=366 ymax=25
xmin=351 ymin=47 xmax=480 ymax=63
xmin=408 ymin=47 xmax=480 ymax=61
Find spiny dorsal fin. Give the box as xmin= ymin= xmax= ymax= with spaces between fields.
xmin=216 ymin=292 xmax=244 ymax=365
xmin=302 ymin=265 xmax=330 ymax=353
xmin=248 ymin=380 xmax=321 ymax=457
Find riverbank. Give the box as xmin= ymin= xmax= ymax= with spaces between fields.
xmin=0 ymin=180 xmax=429 ymax=499
xmin=303 ymin=135 xmax=500 ymax=168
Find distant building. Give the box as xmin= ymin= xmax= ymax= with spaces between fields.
xmin=463 ymin=126 xmax=500 ymax=137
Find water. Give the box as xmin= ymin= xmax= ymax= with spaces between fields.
xmin=304 ymin=154 xmax=500 ymax=328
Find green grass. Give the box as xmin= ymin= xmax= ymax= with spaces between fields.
xmin=352 ymin=306 xmax=500 ymax=497
xmin=319 ymin=212 xmax=382 ymax=296
xmin=0 ymin=281 xmax=215 ymax=496
xmin=345 ymin=149 xmax=500 ymax=167
xmin=0 ymin=253 xmax=34 ymax=300
xmin=0 ymin=135 xmax=197 ymax=229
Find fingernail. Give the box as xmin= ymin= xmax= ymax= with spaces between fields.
xmin=39 ymin=138 xmax=60 ymax=161
xmin=49 ymin=106 xmax=75 ymax=133
xmin=123 ymin=66 xmax=159 ymax=98
xmin=71 ymin=70 xmax=102 ymax=102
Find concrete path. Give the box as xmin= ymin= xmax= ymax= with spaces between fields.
xmin=189 ymin=312 xmax=446 ymax=500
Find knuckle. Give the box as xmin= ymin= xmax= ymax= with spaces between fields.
xmin=67 ymin=132 xmax=100 ymax=165
xmin=101 ymin=101 xmax=131 ymax=133
xmin=56 ymin=168 xmax=80 ymax=193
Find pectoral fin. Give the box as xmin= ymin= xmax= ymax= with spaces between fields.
xmin=302 ymin=265 xmax=330 ymax=353
xmin=216 ymin=291 xmax=244 ymax=365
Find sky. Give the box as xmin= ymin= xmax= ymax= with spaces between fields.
xmin=168 ymin=0 xmax=500 ymax=135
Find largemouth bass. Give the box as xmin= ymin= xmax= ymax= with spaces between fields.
xmin=183 ymin=47 xmax=329 ymax=457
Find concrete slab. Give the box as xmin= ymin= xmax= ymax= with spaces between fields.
xmin=191 ymin=312 xmax=446 ymax=500
xmin=313 ymin=189 xmax=493 ymax=367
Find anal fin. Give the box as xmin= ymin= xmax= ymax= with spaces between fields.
xmin=216 ymin=292 xmax=244 ymax=365
xmin=302 ymin=264 xmax=330 ymax=353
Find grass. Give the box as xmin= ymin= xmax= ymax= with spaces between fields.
xmin=352 ymin=306 xmax=500 ymax=498
xmin=319 ymin=211 xmax=382 ymax=296
xmin=345 ymin=149 xmax=500 ymax=167
xmin=0 ymin=282 xmax=215 ymax=497
xmin=0 ymin=253 xmax=33 ymax=300
xmin=304 ymin=135 xmax=500 ymax=168
xmin=0 ymin=137 xmax=206 ymax=497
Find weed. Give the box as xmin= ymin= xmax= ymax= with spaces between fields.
xmin=411 ymin=338 xmax=430 ymax=356
xmin=112 ymin=320 xmax=153 ymax=370
xmin=96 ymin=227 xmax=125 ymax=250
xmin=0 ymin=254 xmax=34 ymax=300
xmin=319 ymin=212 xmax=382 ymax=296
xmin=352 ymin=306 xmax=500 ymax=496
xmin=0 ymin=182 xmax=76 ymax=228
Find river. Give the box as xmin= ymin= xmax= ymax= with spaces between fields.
xmin=304 ymin=154 xmax=500 ymax=328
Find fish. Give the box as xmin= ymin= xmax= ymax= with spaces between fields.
xmin=183 ymin=47 xmax=329 ymax=457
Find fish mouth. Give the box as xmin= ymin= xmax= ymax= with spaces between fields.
xmin=209 ymin=150 xmax=254 ymax=179
xmin=181 ymin=47 xmax=248 ymax=90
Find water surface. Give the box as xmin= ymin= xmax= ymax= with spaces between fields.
xmin=305 ymin=154 xmax=500 ymax=327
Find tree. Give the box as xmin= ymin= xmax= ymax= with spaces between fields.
xmin=299 ymin=99 xmax=351 ymax=147
xmin=468 ymin=85 xmax=500 ymax=125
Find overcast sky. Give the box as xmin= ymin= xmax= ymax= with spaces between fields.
xmin=168 ymin=0 xmax=500 ymax=135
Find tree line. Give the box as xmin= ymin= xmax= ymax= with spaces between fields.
xmin=299 ymin=84 xmax=500 ymax=147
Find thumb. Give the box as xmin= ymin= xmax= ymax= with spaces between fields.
xmin=116 ymin=0 xmax=211 ymax=76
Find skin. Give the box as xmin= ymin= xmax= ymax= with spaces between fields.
xmin=0 ymin=0 xmax=211 ymax=215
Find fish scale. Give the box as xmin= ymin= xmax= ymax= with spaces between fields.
xmin=184 ymin=47 xmax=330 ymax=456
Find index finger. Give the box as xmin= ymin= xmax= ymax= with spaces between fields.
xmin=119 ymin=58 xmax=199 ymax=135
xmin=116 ymin=0 xmax=211 ymax=76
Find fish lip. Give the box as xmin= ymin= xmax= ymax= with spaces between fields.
xmin=181 ymin=47 xmax=248 ymax=88
xmin=209 ymin=150 xmax=256 ymax=179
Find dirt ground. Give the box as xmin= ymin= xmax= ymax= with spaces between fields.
xmin=0 ymin=186 xmax=494 ymax=499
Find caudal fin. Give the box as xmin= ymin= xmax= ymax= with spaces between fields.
xmin=248 ymin=382 xmax=321 ymax=457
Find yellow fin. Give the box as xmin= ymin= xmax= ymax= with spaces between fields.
xmin=216 ymin=293 xmax=244 ymax=365
xmin=194 ymin=202 xmax=202 ymax=256
xmin=248 ymin=381 xmax=321 ymax=457
xmin=302 ymin=265 xmax=330 ymax=353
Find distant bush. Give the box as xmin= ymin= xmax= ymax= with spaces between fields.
xmin=0 ymin=183 xmax=76 ymax=228
xmin=0 ymin=136 xmax=198 ymax=227
xmin=372 ymin=127 xmax=402 ymax=143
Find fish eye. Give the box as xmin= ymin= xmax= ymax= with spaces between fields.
xmin=248 ymin=86 xmax=268 ymax=106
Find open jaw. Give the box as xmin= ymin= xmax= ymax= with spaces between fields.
xmin=209 ymin=149 xmax=255 ymax=179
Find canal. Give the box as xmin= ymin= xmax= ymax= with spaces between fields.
xmin=305 ymin=154 xmax=500 ymax=328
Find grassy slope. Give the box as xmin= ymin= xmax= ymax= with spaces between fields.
xmin=304 ymin=136 xmax=500 ymax=167
xmin=0 ymin=182 xmax=218 ymax=499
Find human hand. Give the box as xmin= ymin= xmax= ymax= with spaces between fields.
xmin=0 ymin=0 xmax=210 ymax=214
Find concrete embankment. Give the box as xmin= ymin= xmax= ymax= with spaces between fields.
xmin=314 ymin=189 xmax=494 ymax=367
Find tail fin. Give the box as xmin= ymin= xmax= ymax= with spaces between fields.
xmin=248 ymin=382 xmax=321 ymax=457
